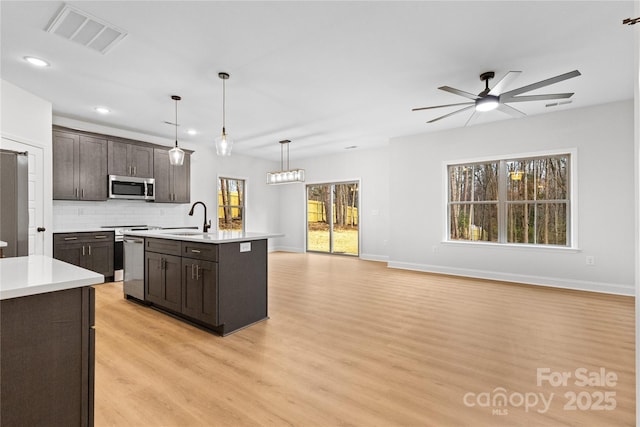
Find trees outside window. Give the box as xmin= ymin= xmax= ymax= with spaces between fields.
xmin=448 ymin=154 xmax=570 ymax=246
xmin=218 ymin=177 xmax=244 ymax=231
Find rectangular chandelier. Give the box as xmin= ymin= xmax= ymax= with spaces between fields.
xmin=267 ymin=169 xmax=305 ymax=184
xmin=266 ymin=140 xmax=305 ymax=184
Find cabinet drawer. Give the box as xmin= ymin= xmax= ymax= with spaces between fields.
xmin=182 ymin=241 xmax=218 ymax=261
xmin=54 ymin=231 xmax=114 ymax=244
xmin=146 ymin=238 xmax=182 ymax=256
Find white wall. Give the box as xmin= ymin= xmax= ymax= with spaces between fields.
xmin=0 ymin=79 xmax=53 ymax=255
xmin=52 ymin=116 xmax=282 ymax=249
xmin=274 ymin=147 xmax=390 ymax=260
xmin=389 ymin=100 xmax=635 ymax=295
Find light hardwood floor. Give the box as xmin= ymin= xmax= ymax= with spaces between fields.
xmin=94 ymin=252 xmax=634 ymax=426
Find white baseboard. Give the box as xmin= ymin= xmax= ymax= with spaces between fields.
xmin=387 ymin=261 xmax=635 ymax=296
xmin=359 ymin=253 xmax=389 ymax=262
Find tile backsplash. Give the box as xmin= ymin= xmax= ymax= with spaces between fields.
xmin=53 ymin=200 xmax=195 ymax=230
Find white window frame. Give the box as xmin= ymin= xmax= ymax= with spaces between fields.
xmin=442 ymin=148 xmax=578 ymax=250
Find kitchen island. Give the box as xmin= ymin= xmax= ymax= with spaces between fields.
xmin=123 ymin=230 xmax=282 ymax=336
xmin=0 ymin=255 xmax=103 ymax=426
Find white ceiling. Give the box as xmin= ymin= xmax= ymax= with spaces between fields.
xmin=1 ymin=1 xmax=635 ymax=161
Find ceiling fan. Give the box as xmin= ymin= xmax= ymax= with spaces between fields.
xmin=413 ymin=69 xmax=581 ymax=125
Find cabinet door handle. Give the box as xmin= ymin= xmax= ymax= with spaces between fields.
xmin=75 ymin=188 xmax=78 ymax=198
xmin=133 ymin=166 xmax=137 ymax=176
xmin=94 ymin=235 xmax=108 ymax=239
xmin=190 ymin=249 xmax=201 ymax=254
xmin=88 ymin=245 xmax=91 ymax=256
xmin=81 ymin=188 xmax=85 ymax=199
xmin=191 ymin=264 xmax=195 ymax=280
xmin=82 ymin=245 xmax=85 ymax=256
xmin=195 ymin=265 xmax=200 ymax=280
xmin=64 ymin=237 xmax=78 ymax=241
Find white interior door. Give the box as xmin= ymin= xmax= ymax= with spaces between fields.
xmin=0 ymin=137 xmax=45 ymax=255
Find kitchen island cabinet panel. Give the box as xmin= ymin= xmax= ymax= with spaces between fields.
xmin=1 ymin=286 xmax=95 ymax=426
xmin=125 ymin=230 xmax=279 ymax=335
xmin=145 ymin=251 xmax=182 ymax=313
xmin=182 ymin=258 xmax=218 ymax=326
xmin=218 ymin=239 xmax=268 ymax=334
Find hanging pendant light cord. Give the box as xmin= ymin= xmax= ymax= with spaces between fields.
xmin=222 ymin=77 xmax=226 ymax=135
xmin=286 ymin=141 xmax=290 ymax=170
xmin=174 ymin=97 xmax=178 ymax=147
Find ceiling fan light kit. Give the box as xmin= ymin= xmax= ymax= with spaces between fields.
xmin=413 ymin=69 xmax=581 ymax=125
xmin=267 ymin=140 xmax=305 ymax=184
xmin=215 ymin=72 xmax=233 ymax=157
xmin=475 ymin=96 xmax=499 ymax=112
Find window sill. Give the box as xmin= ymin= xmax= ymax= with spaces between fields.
xmin=440 ymin=240 xmax=581 ymax=253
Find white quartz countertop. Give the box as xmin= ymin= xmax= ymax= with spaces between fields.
xmin=0 ymin=241 xmax=6 ymax=248
xmin=0 ymin=255 xmax=104 ymax=300
xmin=123 ymin=229 xmax=284 ymax=243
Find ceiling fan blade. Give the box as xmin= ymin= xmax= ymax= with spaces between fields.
xmin=438 ymin=86 xmax=480 ymax=100
xmin=412 ymin=102 xmax=474 ymax=111
xmin=501 ymin=93 xmax=574 ymax=103
xmin=496 ymin=103 xmax=526 ymax=118
xmin=464 ymin=110 xmax=479 ymax=127
xmin=488 ymin=71 xmax=522 ymax=95
xmin=427 ymin=105 xmax=475 ymax=123
xmin=500 ymin=70 xmax=581 ymax=98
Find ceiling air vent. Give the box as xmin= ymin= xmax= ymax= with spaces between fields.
xmin=45 ymin=4 xmax=127 ymax=54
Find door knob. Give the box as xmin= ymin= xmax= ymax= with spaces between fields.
xmin=37 ymin=227 xmax=46 ymax=232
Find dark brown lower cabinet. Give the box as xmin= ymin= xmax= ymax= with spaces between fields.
xmin=54 ymin=232 xmax=115 ymax=281
xmin=145 ymin=251 xmax=182 ymax=313
xmin=142 ymin=237 xmax=267 ymax=336
xmin=1 ymin=286 xmax=95 ymax=427
xmin=182 ymin=258 xmax=218 ymax=325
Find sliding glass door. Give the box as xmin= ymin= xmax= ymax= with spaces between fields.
xmin=306 ymin=182 xmax=359 ymax=255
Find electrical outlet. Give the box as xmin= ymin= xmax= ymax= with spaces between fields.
xmin=585 ymin=256 xmax=595 ymax=266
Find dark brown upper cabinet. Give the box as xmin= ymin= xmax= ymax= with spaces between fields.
xmin=153 ymin=148 xmax=190 ymax=203
xmin=53 ymin=130 xmax=108 ymax=201
xmin=107 ymin=140 xmax=154 ymax=178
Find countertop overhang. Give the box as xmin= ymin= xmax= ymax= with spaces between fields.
xmin=123 ymin=229 xmax=284 ymax=244
xmin=0 ymin=255 xmax=104 ymax=300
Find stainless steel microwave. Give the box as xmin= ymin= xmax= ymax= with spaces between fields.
xmin=108 ymin=175 xmax=155 ymax=201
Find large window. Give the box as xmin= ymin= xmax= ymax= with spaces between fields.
xmin=448 ymin=153 xmax=570 ymax=246
xmin=218 ymin=177 xmax=245 ymax=231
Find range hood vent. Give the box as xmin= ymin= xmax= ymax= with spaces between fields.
xmin=45 ymin=4 xmax=127 ymax=54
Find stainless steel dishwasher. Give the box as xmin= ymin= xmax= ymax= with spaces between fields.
xmin=123 ymin=236 xmax=145 ymax=300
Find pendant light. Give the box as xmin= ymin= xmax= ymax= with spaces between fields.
xmin=168 ymin=95 xmax=185 ymax=166
xmin=267 ymin=140 xmax=305 ymax=184
xmin=215 ymin=72 xmax=233 ymax=156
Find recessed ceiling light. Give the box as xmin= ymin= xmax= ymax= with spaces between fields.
xmin=24 ymin=56 xmax=50 ymax=67
xmin=94 ymin=106 xmax=110 ymax=114
xmin=187 ymin=129 xmax=197 ymax=136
